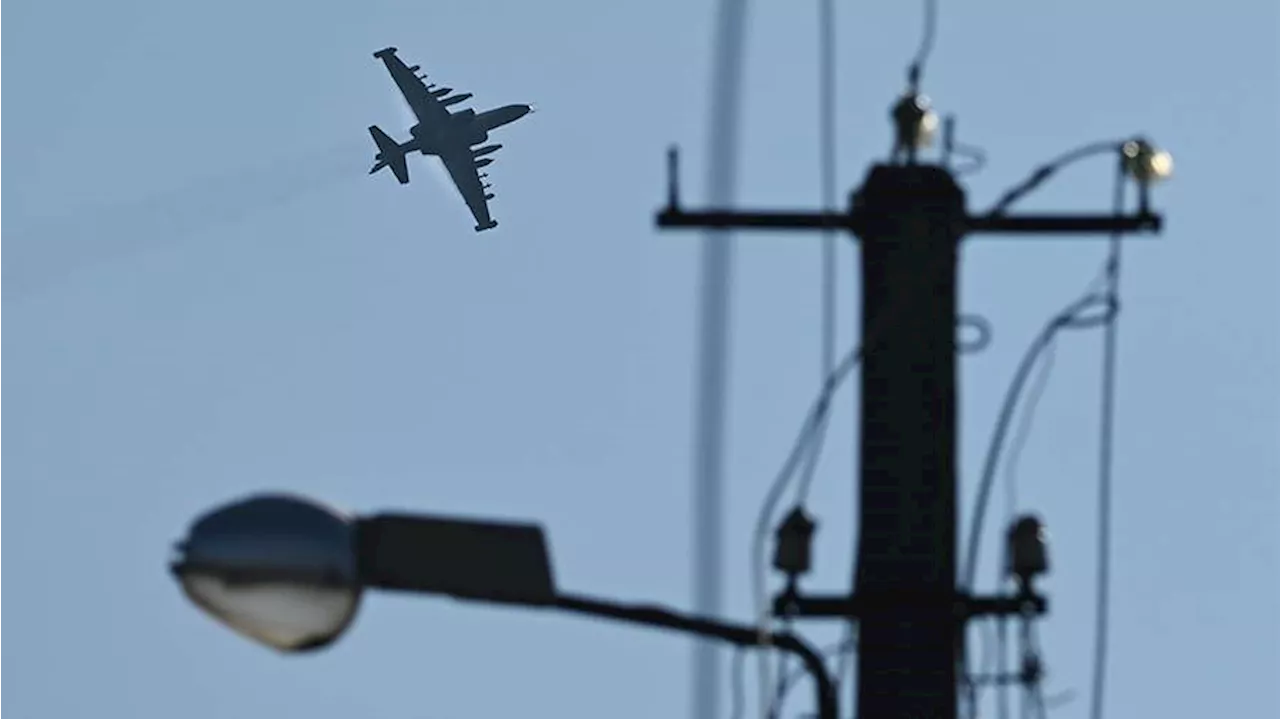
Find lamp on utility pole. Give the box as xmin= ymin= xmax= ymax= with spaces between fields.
xmin=656 ymin=86 xmax=1168 ymax=719
xmin=169 ymin=493 xmax=839 ymax=719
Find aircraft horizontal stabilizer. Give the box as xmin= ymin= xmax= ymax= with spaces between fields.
xmin=368 ymin=125 xmax=410 ymax=185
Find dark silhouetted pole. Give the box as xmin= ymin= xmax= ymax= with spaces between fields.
xmin=851 ymin=163 xmax=964 ymax=719
xmin=657 ymin=126 xmax=1161 ymax=718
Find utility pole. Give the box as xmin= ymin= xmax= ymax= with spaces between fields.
xmin=655 ymin=86 xmax=1166 ymax=719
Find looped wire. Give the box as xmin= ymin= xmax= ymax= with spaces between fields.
xmin=957 ymin=313 xmax=994 ymax=354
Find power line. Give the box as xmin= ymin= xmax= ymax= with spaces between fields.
xmin=770 ymin=3 xmax=841 ymax=710
xmin=908 ymin=0 xmax=939 ymax=88
xmin=985 ymin=141 xmax=1126 ymax=216
xmin=960 ymin=289 xmax=1116 ymax=719
xmin=960 ymin=149 xmax=1135 ymax=719
xmin=1004 ymin=337 xmax=1059 ymax=530
xmin=769 ymin=637 xmax=858 ymax=716
xmin=1089 ymin=159 xmax=1127 ymax=719
xmin=998 ymin=337 xmax=1058 ymax=719
xmin=962 ymin=139 xmax=1138 ymax=594
xmin=961 ymin=286 xmax=1116 ymax=588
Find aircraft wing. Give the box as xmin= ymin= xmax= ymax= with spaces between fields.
xmin=372 ymin=47 xmax=451 ymax=126
xmin=438 ymin=145 xmax=497 ymax=231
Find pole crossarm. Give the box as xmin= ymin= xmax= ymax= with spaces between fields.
xmin=553 ymin=593 xmax=838 ymax=719
xmin=655 ymin=147 xmax=1164 ymax=238
xmin=771 ymin=589 xmax=1049 ymax=621
xmin=656 ymin=208 xmax=1162 ymax=236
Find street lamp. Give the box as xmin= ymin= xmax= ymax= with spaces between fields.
xmin=170 ymin=493 xmax=838 ymax=719
xmin=172 ymin=494 xmax=363 ymax=651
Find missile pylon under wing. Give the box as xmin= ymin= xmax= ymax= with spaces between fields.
xmin=440 ymin=93 xmax=473 ymax=107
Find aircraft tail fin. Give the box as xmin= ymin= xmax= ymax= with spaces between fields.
xmin=368 ymin=126 xmax=410 ymax=184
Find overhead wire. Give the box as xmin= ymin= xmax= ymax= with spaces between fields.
xmin=748 ymin=342 xmax=863 ymax=719
xmin=959 ymin=286 xmax=1117 ymax=719
xmin=999 ymin=332 xmax=1058 ymax=719
xmin=961 ymin=146 xmax=1133 ymax=719
xmin=1088 ymin=157 xmax=1127 ymax=719
xmin=908 ymin=0 xmax=939 ymax=87
xmin=745 ymin=270 xmax=930 ymax=719
xmin=763 ymin=1 xmax=841 ymax=712
xmin=952 ymin=142 xmax=989 ymax=177
xmin=962 ymin=139 xmax=1135 ymax=592
xmin=1004 ymin=337 xmax=1059 ymax=538
xmin=768 ymin=637 xmax=859 ymax=717
xmin=984 ymin=140 xmax=1126 ymax=217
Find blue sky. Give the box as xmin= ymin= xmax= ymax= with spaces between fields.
xmin=4 ymin=1 xmax=1277 ymax=718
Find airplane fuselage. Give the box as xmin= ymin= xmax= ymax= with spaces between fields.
xmin=367 ymin=45 xmax=534 ymax=232
xmin=408 ymin=104 xmax=530 ymax=157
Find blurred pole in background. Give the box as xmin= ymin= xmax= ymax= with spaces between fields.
xmin=690 ymin=1 xmax=748 ymax=719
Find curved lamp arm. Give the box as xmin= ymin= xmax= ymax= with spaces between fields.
xmin=553 ymin=593 xmax=837 ymax=719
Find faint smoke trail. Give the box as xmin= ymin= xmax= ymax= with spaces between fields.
xmin=3 ymin=139 xmax=368 ymax=301
xmin=691 ymin=2 xmax=747 ymax=719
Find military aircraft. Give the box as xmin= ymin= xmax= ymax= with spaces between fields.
xmin=368 ymin=47 xmax=534 ymax=232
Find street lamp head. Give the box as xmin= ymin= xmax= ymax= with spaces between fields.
xmin=170 ymin=493 xmax=363 ymax=653
xmin=1122 ymin=138 xmax=1173 ymax=184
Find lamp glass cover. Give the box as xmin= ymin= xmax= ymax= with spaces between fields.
xmin=180 ymin=571 xmax=361 ymax=652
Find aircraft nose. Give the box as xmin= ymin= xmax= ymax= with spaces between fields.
xmin=526 ymin=103 xmax=537 ymax=115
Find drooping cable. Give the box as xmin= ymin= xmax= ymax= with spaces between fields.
xmin=766 ymin=3 xmax=841 ymax=710
xmin=1088 ymin=158 xmax=1127 ymax=719
xmin=768 ymin=636 xmax=858 ymax=716
xmin=961 ymin=151 xmax=1133 ymax=719
xmin=963 ymin=138 xmax=1138 ymax=591
xmin=748 ymin=254 xmax=972 ymax=719
xmin=998 ymin=611 xmax=1011 ymax=719
xmin=959 ymin=286 xmax=1119 ymax=719
xmin=1004 ymin=337 xmax=1058 ymax=538
xmin=790 ymin=0 xmax=841 ymax=512
xmin=961 ymin=289 xmax=1116 ymax=589
xmin=998 ymin=333 xmax=1055 ymax=719
xmin=908 ymin=0 xmax=939 ymax=87
xmin=984 ymin=140 xmax=1126 ymax=217
xmin=746 ymin=284 xmax=919 ymax=718
xmin=749 ymin=341 xmax=866 ymax=679
xmin=818 ymin=0 xmax=838 ymax=389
